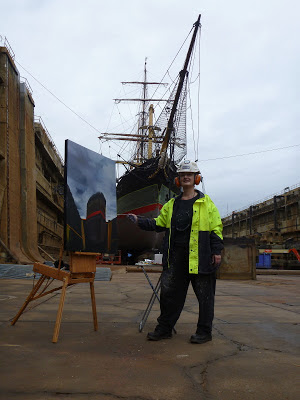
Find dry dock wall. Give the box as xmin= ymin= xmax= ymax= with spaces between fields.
xmin=19 ymin=82 xmax=43 ymax=262
xmin=0 ymin=46 xmax=30 ymax=263
xmin=222 ymin=186 xmax=300 ymax=247
xmin=34 ymin=120 xmax=64 ymax=259
xmin=0 ymin=45 xmax=63 ymax=264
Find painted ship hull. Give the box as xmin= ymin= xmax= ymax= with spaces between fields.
xmin=116 ymin=158 xmax=180 ymax=253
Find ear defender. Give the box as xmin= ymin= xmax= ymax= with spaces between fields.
xmin=194 ymin=174 xmax=201 ymax=185
xmin=175 ymin=177 xmax=181 ymax=187
xmin=175 ymin=175 xmax=201 ymax=186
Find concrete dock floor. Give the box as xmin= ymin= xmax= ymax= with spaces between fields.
xmin=0 ymin=269 xmax=299 ymax=400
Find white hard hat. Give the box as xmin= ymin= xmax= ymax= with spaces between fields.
xmin=177 ymin=160 xmax=200 ymax=173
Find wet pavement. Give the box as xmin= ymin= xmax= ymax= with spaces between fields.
xmin=0 ymin=269 xmax=299 ymax=400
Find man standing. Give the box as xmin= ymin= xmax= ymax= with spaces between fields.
xmin=128 ymin=160 xmax=223 ymax=344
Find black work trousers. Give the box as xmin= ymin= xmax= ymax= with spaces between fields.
xmin=157 ymin=245 xmax=216 ymax=335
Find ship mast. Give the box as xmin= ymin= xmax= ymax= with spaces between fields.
xmin=159 ymin=14 xmax=201 ymax=164
xmin=98 ymin=58 xmax=167 ymax=165
xmin=140 ymin=59 xmax=147 ymax=160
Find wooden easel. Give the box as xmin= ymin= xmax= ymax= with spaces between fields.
xmin=11 ymin=251 xmax=99 ymax=343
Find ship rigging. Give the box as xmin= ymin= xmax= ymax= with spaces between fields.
xmin=99 ymin=15 xmax=202 ymax=256
xmin=99 ymin=14 xmax=201 ymax=175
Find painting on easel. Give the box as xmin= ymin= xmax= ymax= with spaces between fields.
xmin=64 ymin=139 xmax=118 ymax=253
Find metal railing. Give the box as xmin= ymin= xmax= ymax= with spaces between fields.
xmin=34 ymin=116 xmax=64 ymax=166
xmin=36 ymin=169 xmax=52 ymax=196
xmin=0 ymin=35 xmax=15 ymax=60
xmin=37 ymin=209 xmax=64 ymax=238
xmin=20 ymin=76 xmax=33 ymax=96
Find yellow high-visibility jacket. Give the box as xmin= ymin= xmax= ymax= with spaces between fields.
xmin=138 ymin=191 xmax=223 ymax=274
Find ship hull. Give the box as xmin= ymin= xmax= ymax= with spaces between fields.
xmin=116 ymin=158 xmax=180 ymax=253
xmin=117 ymin=202 xmax=164 ymax=252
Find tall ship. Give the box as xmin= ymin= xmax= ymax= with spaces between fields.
xmin=99 ymin=15 xmax=202 ymax=258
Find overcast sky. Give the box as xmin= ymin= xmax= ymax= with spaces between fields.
xmin=1 ymin=0 xmax=299 ymax=216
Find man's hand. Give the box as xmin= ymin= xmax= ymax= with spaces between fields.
xmin=212 ymin=254 xmax=221 ymax=266
xmin=127 ymin=214 xmax=138 ymax=224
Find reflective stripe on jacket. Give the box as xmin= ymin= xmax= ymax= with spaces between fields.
xmin=154 ymin=192 xmax=223 ymax=274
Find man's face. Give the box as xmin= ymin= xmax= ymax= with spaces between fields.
xmin=179 ymin=172 xmax=195 ymax=186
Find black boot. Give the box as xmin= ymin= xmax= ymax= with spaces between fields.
xmin=147 ymin=328 xmax=172 ymax=341
xmin=190 ymin=333 xmax=212 ymax=344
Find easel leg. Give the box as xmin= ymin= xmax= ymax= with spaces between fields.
xmin=140 ymin=266 xmax=160 ymax=302
xmin=52 ymin=276 xmax=68 ymax=343
xmin=11 ymin=275 xmax=47 ymax=325
xmin=139 ymin=276 xmax=161 ymax=332
xmin=138 ymin=274 xmax=177 ymax=334
xmin=90 ymin=281 xmax=98 ymax=331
